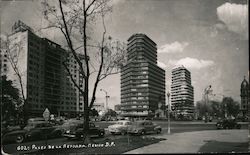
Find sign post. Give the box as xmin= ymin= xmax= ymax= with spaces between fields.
xmin=43 ymin=108 xmax=50 ymax=122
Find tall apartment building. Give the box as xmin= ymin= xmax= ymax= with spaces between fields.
xmin=5 ymin=20 xmax=85 ymax=117
xmin=171 ymin=66 xmax=194 ymax=119
xmin=120 ymin=33 xmax=165 ymax=118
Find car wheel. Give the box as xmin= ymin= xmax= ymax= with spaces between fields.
xmin=15 ymin=134 xmax=24 ymax=143
xmin=156 ymin=129 xmax=161 ymax=134
xmin=99 ymin=132 xmax=104 ymax=137
xmin=141 ymin=130 xmax=145 ymax=135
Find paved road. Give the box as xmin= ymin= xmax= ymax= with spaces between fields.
xmin=125 ymin=130 xmax=249 ymax=154
xmin=2 ymin=121 xmax=248 ymax=154
xmin=96 ymin=121 xmax=248 ymax=134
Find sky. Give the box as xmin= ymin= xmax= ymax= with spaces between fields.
xmin=1 ymin=0 xmax=249 ymax=109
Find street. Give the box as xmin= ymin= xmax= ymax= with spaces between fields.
xmin=2 ymin=121 xmax=248 ymax=154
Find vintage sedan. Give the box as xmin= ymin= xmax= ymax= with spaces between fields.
xmin=2 ymin=121 xmax=63 ymax=144
xmin=128 ymin=120 xmax=162 ymax=135
xmin=108 ymin=120 xmax=132 ymax=135
xmin=216 ymin=119 xmax=241 ymax=129
xmin=63 ymin=122 xmax=105 ymax=139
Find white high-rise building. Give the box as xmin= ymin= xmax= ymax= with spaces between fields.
xmin=171 ymin=66 xmax=194 ymax=119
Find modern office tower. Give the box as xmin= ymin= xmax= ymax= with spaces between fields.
xmin=171 ymin=66 xmax=194 ymax=119
xmin=240 ymin=76 xmax=249 ymax=119
xmin=5 ymin=20 xmax=84 ymax=117
xmin=120 ymin=33 xmax=165 ymax=118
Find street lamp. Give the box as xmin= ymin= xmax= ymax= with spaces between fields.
xmin=100 ymin=89 xmax=110 ymax=110
xmin=167 ymin=92 xmax=171 ymax=134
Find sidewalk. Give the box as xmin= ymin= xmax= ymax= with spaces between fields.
xmin=124 ymin=130 xmax=249 ymax=154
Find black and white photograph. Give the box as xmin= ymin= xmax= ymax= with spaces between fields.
xmin=0 ymin=0 xmax=249 ymax=154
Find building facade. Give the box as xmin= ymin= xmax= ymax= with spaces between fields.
xmin=120 ymin=33 xmax=165 ymax=118
xmin=0 ymin=49 xmax=8 ymax=76
xmin=240 ymin=76 xmax=249 ymax=119
xmin=92 ymin=102 xmax=105 ymax=113
xmin=171 ymin=66 xmax=194 ymax=119
xmin=5 ymin=20 xmax=85 ymax=117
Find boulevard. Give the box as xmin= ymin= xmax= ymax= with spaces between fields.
xmin=2 ymin=121 xmax=248 ymax=154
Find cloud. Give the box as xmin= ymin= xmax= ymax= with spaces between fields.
xmin=157 ymin=61 xmax=167 ymax=69
xmin=216 ymin=2 xmax=248 ymax=39
xmin=158 ymin=41 xmax=189 ymax=53
xmin=110 ymin=0 xmax=125 ymax=5
xmin=169 ymin=57 xmax=215 ymax=69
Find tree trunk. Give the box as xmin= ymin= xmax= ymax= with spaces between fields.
xmin=82 ymin=109 xmax=91 ymax=143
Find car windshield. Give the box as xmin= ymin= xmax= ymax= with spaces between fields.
xmin=132 ymin=121 xmax=144 ymax=126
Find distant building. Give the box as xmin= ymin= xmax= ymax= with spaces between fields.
xmin=92 ymin=102 xmax=105 ymax=112
xmin=171 ymin=66 xmax=194 ymax=119
xmin=5 ymin=20 xmax=85 ymax=117
xmin=240 ymin=76 xmax=249 ymax=119
xmin=120 ymin=33 xmax=165 ymax=118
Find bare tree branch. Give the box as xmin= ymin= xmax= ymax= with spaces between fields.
xmin=59 ymin=0 xmax=87 ymax=79
xmin=89 ymin=10 xmax=106 ymax=110
xmin=4 ymin=38 xmax=26 ymax=106
xmin=85 ymin=0 xmax=97 ymax=12
xmin=62 ymin=61 xmax=85 ymax=95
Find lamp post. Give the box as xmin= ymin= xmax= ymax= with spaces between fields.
xmin=100 ymin=89 xmax=110 ymax=110
xmin=167 ymin=92 xmax=171 ymax=134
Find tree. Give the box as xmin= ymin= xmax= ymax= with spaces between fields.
xmin=196 ymin=101 xmax=207 ymax=118
xmin=104 ymin=109 xmax=117 ymax=117
xmin=0 ymin=34 xmax=29 ymax=122
xmin=1 ymin=75 xmax=21 ymax=122
xmin=89 ymin=108 xmax=99 ymax=117
xmin=221 ymin=97 xmax=240 ymax=118
xmin=41 ymin=0 xmax=126 ymax=143
xmin=196 ymin=97 xmax=241 ymax=119
xmin=196 ymin=100 xmax=221 ymax=118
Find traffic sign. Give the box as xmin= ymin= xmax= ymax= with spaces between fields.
xmin=43 ymin=108 xmax=50 ymax=121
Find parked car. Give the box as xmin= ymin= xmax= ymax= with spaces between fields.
xmin=2 ymin=121 xmax=63 ymax=144
xmin=216 ymin=119 xmax=241 ymax=129
xmin=128 ymin=120 xmax=162 ymax=135
xmin=59 ymin=119 xmax=83 ymax=134
xmin=108 ymin=120 xmax=132 ymax=135
xmin=1 ymin=124 xmax=22 ymax=137
xmin=63 ymin=122 xmax=105 ymax=140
